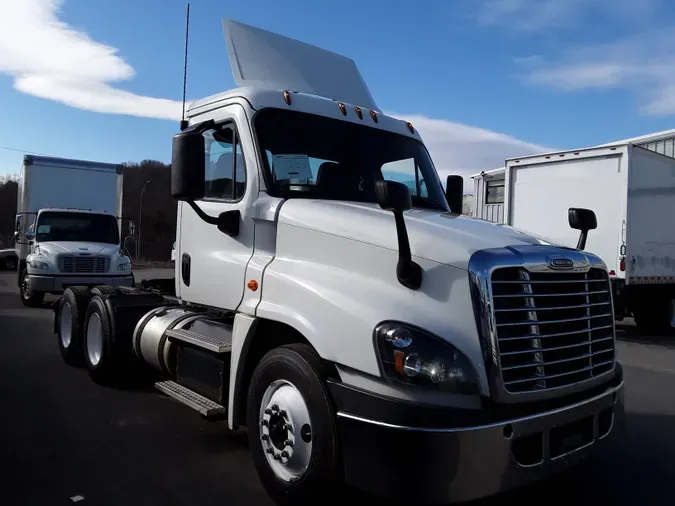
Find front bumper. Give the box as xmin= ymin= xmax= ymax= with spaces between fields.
xmin=329 ymin=366 xmax=625 ymax=504
xmin=28 ymin=274 xmax=134 ymax=293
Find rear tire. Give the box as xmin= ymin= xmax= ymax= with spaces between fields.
xmin=91 ymin=285 xmax=118 ymax=296
xmin=1 ymin=256 xmax=17 ymax=271
xmin=246 ymin=344 xmax=342 ymax=505
xmin=56 ymin=286 xmax=92 ymax=366
xmin=82 ymin=295 xmax=119 ymax=385
xmin=19 ymin=268 xmax=44 ymax=307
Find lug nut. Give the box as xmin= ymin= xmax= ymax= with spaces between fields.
xmin=281 ymin=450 xmax=289 ymax=459
xmin=264 ymin=408 xmax=272 ymax=415
xmin=284 ymin=439 xmax=293 ymax=447
xmin=271 ymin=404 xmax=279 ymax=412
xmin=266 ymin=448 xmax=274 ymax=454
xmin=284 ymin=423 xmax=293 ymax=431
xmin=279 ymin=409 xmax=287 ymax=417
xmin=261 ymin=420 xmax=268 ymax=427
xmin=273 ymin=453 xmax=282 ymax=461
xmin=261 ymin=434 xmax=269 ymax=441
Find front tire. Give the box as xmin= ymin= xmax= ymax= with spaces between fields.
xmin=56 ymin=286 xmax=92 ymax=366
xmin=19 ymin=269 xmax=44 ymax=307
xmin=246 ymin=344 xmax=342 ymax=505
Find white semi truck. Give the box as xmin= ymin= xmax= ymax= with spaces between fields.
xmin=504 ymin=143 xmax=675 ymax=335
xmin=14 ymin=155 xmax=134 ymax=307
xmin=52 ymin=20 xmax=624 ymax=505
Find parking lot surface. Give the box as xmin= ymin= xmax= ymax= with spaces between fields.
xmin=0 ymin=269 xmax=673 ymax=505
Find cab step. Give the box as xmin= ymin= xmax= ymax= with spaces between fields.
xmin=165 ymin=327 xmax=232 ymax=353
xmin=155 ymin=380 xmax=226 ymax=418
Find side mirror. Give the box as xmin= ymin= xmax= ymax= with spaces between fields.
xmin=171 ymin=130 xmax=205 ymax=201
xmin=445 ymin=175 xmax=464 ymax=214
xmin=25 ymin=231 xmax=36 ymax=242
xmin=123 ymin=235 xmax=134 ymax=255
xmin=375 ymin=179 xmax=412 ymax=212
xmin=375 ymin=180 xmax=422 ymax=290
xmin=568 ymin=208 xmax=597 ymax=250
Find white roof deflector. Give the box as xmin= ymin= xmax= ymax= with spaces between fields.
xmin=222 ymin=19 xmax=379 ymax=111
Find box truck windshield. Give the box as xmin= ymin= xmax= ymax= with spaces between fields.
xmin=253 ymin=109 xmax=448 ymax=210
xmin=36 ymin=212 xmax=119 ymax=245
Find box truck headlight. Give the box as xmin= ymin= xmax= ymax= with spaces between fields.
xmin=29 ymin=260 xmax=49 ymax=270
xmin=117 ymin=262 xmax=131 ymax=271
xmin=374 ymin=322 xmax=479 ymax=395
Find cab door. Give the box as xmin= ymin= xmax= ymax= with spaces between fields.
xmin=177 ymin=104 xmax=256 ymax=310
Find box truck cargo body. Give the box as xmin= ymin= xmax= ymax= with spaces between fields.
xmin=14 ymin=155 xmax=133 ymax=306
xmin=504 ymin=144 xmax=675 ymax=334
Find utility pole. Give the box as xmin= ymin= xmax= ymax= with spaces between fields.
xmin=137 ymin=180 xmax=151 ymax=260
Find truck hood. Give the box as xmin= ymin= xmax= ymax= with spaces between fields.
xmin=35 ymin=241 xmax=120 ymax=256
xmin=278 ymin=200 xmax=562 ymax=270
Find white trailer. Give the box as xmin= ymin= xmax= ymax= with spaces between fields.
xmin=14 ymin=155 xmax=133 ymax=306
xmin=472 ymin=167 xmax=506 ymax=223
xmin=504 ymin=143 xmax=675 ymax=335
xmin=51 ymin=19 xmax=624 ymax=505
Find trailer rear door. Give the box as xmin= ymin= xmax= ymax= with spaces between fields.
xmin=506 ymin=152 xmax=624 ymax=273
xmin=625 ymin=145 xmax=675 ymax=283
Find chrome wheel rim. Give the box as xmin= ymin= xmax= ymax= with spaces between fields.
xmin=21 ymin=274 xmax=30 ymax=299
xmin=86 ymin=313 xmax=103 ymax=366
xmin=60 ymin=303 xmax=72 ymax=348
xmin=259 ymin=380 xmax=313 ymax=483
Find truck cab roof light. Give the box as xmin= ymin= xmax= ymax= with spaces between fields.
xmin=338 ymin=102 xmax=347 ymax=115
xmin=406 ymin=122 xmax=414 ymax=134
xmin=370 ymin=110 xmax=378 ymax=123
xmin=355 ymin=106 xmax=363 ymax=119
xmin=283 ymin=90 xmax=292 ymax=105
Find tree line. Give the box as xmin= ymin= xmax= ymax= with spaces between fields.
xmin=0 ymin=161 xmax=176 ymax=262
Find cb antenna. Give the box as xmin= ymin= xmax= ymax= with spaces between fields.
xmin=179 ymin=3 xmax=191 ymax=131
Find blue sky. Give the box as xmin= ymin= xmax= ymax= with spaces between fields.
xmin=0 ymin=0 xmax=674 ymax=190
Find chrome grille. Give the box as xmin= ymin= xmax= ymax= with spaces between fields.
xmin=59 ymin=255 xmax=110 ymax=274
xmin=491 ymin=267 xmax=615 ymax=394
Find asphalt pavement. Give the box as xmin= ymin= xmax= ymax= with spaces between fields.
xmin=0 ymin=268 xmax=674 ymax=506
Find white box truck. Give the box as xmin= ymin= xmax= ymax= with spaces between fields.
xmin=51 ymin=20 xmax=624 ymax=505
xmin=504 ymin=143 xmax=675 ymax=335
xmin=14 ymin=155 xmax=134 ymax=307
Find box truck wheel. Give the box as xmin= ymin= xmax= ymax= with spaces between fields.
xmin=19 ymin=268 xmax=44 ymax=307
xmin=247 ymin=344 xmax=342 ymax=505
xmin=57 ymin=286 xmax=92 ymax=366
xmin=634 ymin=300 xmax=674 ymax=337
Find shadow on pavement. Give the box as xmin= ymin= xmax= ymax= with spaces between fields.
xmin=615 ymin=319 xmax=675 ymax=348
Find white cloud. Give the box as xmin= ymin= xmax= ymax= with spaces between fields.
xmin=475 ymin=0 xmax=660 ymax=31
xmin=389 ymin=113 xmax=553 ymax=190
xmin=0 ymin=0 xmax=183 ymax=120
xmin=0 ymin=0 xmax=549 ymax=187
xmin=516 ymin=30 xmax=675 ymax=116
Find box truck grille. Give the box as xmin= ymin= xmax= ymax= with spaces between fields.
xmin=491 ymin=268 xmax=615 ymax=394
xmin=59 ymin=256 xmax=110 ymax=274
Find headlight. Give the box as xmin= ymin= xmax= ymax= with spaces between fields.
xmin=117 ymin=262 xmax=131 ymax=271
xmin=29 ymin=260 xmax=49 ymax=270
xmin=374 ymin=322 xmax=479 ymax=395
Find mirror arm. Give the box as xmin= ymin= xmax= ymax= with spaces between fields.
xmin=577 ymin=230 xmax=588 ymax=250
xmin=183 ymin=118 xmax=216 ymax=135
xmin=186 ymin=200 xmax=219 ymax=226
xmin=393 ymin=210 xmax=423 ymax=290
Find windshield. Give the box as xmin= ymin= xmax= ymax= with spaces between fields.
xmin=35 ymin=212 xmax=120 ymax=245
xmin=254 ymin=109 xmax=449 ymax=211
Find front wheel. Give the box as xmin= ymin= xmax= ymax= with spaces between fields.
xmin=246 ymin=344 xmax=342 ymax=505
xmin=19 ymin=269 xmax=44 ymax=307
